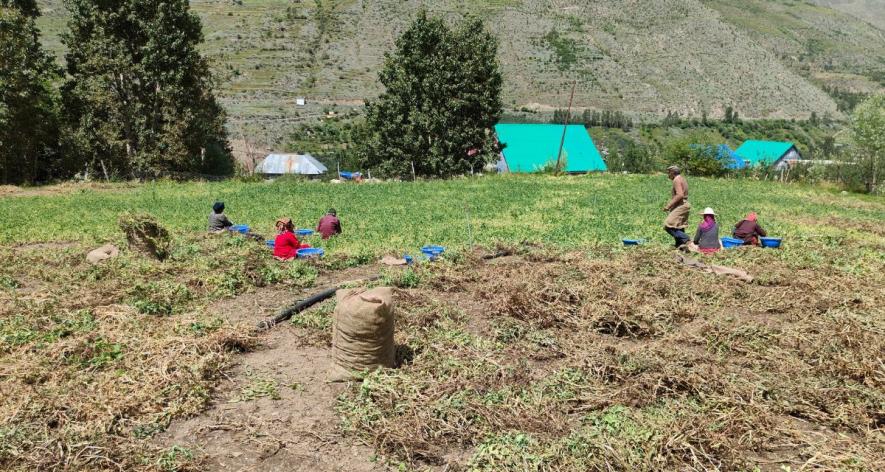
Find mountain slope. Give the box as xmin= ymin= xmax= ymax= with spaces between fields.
xmin=810 ymin=0 xmax=885 ymax=31
xmin=34 ymin=0 xmax=885 ymax=132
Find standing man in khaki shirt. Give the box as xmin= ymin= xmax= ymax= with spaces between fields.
xmin=663 ymin=165 xmax=691 ymax=248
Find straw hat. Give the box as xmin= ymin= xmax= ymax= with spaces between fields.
xmin=700 ymin=207 xmax=716 ymax=216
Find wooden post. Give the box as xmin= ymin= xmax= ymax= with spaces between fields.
xmin=555 ymin=80 xmax=577 ymax=172
xmin=411 ymin=161 xmax=416 ymax=181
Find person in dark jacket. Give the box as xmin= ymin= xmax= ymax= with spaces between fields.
xmin=316 ymin=208 xmax=342 ymax=240
xmin=208 ymin=201 xmax=233 ymax=232
xmin=733 ymin=212 xmax=767 ymax=245
xmin=693 ymin=207 xmax=723 ymax=254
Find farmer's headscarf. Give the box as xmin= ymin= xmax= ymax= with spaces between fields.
xmin=700 ymin=214 xmax=716 ymax=231
xmin=746 ymin=212 xmax=757 ymax=222
xmin=275 ymin=217 xmax=293 ymax=232
xmin=213 ymin=201 xmax=225 ymax=214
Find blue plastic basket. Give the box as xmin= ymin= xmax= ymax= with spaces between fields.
xmin=404 ymin=255 xmax=414 ymax=265
xmin=721 ymin=237 xmax=744 ymax=249
xmin=295 ymin=229 xmax=314 ymax=237
xmin=297 ymin=248 xmax=325 ymax=259
xmin=231 ymin=224 xmax=249 ymax=234
xmin=622 ymin=238 xmax=645 ymax=246
xmin=421 ymin=245 xmax=445 ymax=255
xmin=265 ymin=240 xmax=275 ymax=248
xmin=760 ymin=237 xmax=782 ymax=248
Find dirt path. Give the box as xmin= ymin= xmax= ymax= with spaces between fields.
xmin=158 ymin=266 xmax=387 ymax=471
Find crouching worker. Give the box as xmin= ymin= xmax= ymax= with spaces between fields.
xmin=693 ymin=207 xmax=723 ymax=254
xmin=733 ymin=212 xmax=767 ymax=246
xmin=208 ymin=201 xmax=233 ymax=233
xmin=663 ymin=165 xmax=691 ymax=248
xmin=273 ymin=218 xmax=301 ymax=261
xmin=317 ymin=208 xmax=342 ymax=240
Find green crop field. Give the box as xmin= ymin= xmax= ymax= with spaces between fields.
xmin=1 ymin=175 xmax=883 ymax=471
xmin=2 ymin=175 xmax=882 ymax=253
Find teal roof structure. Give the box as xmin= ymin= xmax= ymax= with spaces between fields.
xmin=494 ymin=124 xmax=607 ymax=173
xmin=734 ymin=140 xmax=796 ymax=166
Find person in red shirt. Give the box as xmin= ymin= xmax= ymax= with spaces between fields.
xmin=316 ymin=208 xmax=342 ymax=240
xmin=733 ymin=212 xmax=767 ymax=246
xmin=273 ymin=218 xmax=301 ymax=261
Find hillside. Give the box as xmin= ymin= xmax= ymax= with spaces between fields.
xmin=34 ymin=0 xmax=885 ymax=138
xmin=811 ymin=0 xmax=885 ymax=31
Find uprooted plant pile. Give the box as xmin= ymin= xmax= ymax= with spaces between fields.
xmin=332 ymin=241 xmax=884 ymax=470
xmin=0 ymin=234 xmax=322 ymax=471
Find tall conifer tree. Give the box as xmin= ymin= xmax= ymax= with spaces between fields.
xmin=0 ymin=0 xmax=60 ymax=184
xmin=62 ymin=0 xmax=231 ymax=178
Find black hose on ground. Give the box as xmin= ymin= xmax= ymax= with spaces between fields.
xmin=255 ymin=276 xmax=381 ymax=331
xmin=256 ymin=249 xmax=512 ymax=331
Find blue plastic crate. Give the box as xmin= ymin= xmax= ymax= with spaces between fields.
xmin=760 ymin=237 xmax=782 ymax=248
xmin=721 ymin=237 xmax=744 ymax=249
xmin=421 ymin=245 xmax=445 ymax=255
xmin=231 ymin=224 xmax=249 ymax=234
xmin=295 ymin=229 xmax=314 ymax=237
xmin=622 ymin=238 xmax=645 ymax=246
xmin=297 ymin=248 xmax=325 ymax=259
xmin=265 ymin=240 xmax=275 ymax=248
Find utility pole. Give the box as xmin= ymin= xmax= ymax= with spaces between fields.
xmin=555 ymin=80 xmax=577 ymax=172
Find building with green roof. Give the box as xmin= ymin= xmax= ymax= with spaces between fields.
xmin=494 ymin=124 xmax=607 ymax=173
xmin=734 ymin=140 xmax=802 ymax=170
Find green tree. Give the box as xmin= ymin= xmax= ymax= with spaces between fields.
xmin=359 ymin=12 xmax=503 ymax=178
xmin=0 ymin=0 xmax=60 ymax=184
xmin=664 ymin=137 xmax=727 ymax=177
xmin=849 ymin=94 xmax=885 ymax=194
xmin=61 ymin=0 xmax=231 ymax=179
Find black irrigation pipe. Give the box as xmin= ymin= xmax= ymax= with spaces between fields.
xmin=255 ymin=250 xmax=515 ymax=331
xmin=255 ymin=276 xmax=380 ymax=331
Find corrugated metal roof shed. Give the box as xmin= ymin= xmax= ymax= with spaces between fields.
xmin=494 ymin=124 xmax=607 ymax=173
xmin=255 ymin=153 xmax=328 ymax=175
xmin=734 ymin=141 xmax=797 ymax=166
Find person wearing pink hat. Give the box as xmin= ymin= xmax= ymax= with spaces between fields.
xmin=733 ymin=212 xmax=767 ymax=246
xmin=693 ymin=207 xmax=723 ymax=254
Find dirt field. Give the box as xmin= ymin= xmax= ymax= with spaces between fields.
xmin=156 ymin=241 xmax=883 ymax=471
xmin=1 ymin=178 xmax=882 ymax=471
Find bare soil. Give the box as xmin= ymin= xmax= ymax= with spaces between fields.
xmin=158 ymin=265 xmax=389 ymax=471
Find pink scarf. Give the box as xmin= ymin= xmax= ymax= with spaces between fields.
xmin=699 ymin=215 xmax=716 ymax=231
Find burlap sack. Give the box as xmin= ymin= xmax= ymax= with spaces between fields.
xmin=332 ymin=287 xmax=395 ymax=377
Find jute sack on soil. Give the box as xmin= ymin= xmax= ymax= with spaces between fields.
xmin=331 ymin=287 xmax=395 ymax=378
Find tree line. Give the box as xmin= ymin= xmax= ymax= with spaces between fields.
xmin=0 ymin=0 xmax=230 ymax=185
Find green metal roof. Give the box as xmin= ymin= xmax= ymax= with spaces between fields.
xmin=494 ymin=124 xmax=607 ymax=173
xmin=734 ymin=140 xmax=796 ymax=165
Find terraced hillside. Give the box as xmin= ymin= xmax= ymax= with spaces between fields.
xmin=34 ymin=0 xmax=885 ymax=137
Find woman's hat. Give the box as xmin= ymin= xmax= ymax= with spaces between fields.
xmin=700 ymin=207 xmax=716 ymax=216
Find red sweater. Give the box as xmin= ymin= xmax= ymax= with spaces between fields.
xmin=273 ymin=231 xmax=300 ymax=259
xmin=317 ymin=214 xmax=342 ymax=239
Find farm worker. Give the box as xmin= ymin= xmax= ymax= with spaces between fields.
xmin=273 ymin=218 xmax=301 ymax=261
xmin=693 ymin=208 xmax=723 ymax=254
xmin=733 ymin=212 xmax=768 ymax=246
xmin=663 ymin=165 xmax=691 ymax=248
xmin=317 ymin=208 xmax=342 ymax=240
xmin=207 ymin=201 xmax=233 ymax=233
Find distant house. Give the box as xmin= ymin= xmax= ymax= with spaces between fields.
xmin=494 ymin=124 xmax=607 ymax=173
xmin=734 ymin=141 xmax=803 ymax=170
xmin=690 ymin=144 xmax=746 ymax=169
xmin=296 ymin=97 xmax=306 ymax=106
xmin=255 ymin=153 xmax=328 ymax=177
